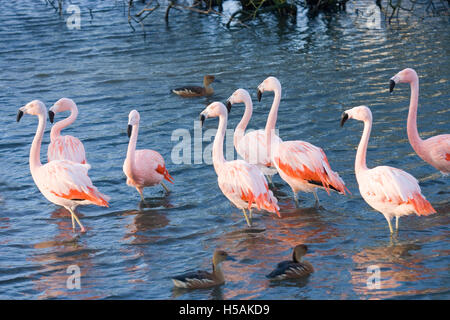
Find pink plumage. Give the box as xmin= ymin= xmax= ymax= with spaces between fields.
xmin=341 ymin=105 xmax=435 ymax=234
xmin=227 ymin=89 xmax=282 ymax=178
xmin=47 ymin=98 xmax=87 ymax=164
xmin=200 ymin=102 xmax=279 ymax=227
xmin=390 ymin=68 xmax=449 ymax=175
xmin=17 ymin=100 xmax=109 ymax=233
xmin=123 ymin=110 xmax=173 ymax=201
xmin=257 ymin=76 xmax=348 ymax=207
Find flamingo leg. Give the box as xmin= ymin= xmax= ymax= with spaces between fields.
xmin=161 ymin=181 xmax=170 ymax=193
xmin=313 ymin=189 xmax=320 ymax=208
xmin=242 ymin=209 xmax=252 ymax=227
xmin=293 ymin=191 xmax=299 ymax=208
xmin=68 ymin=207 xmax=86 ymax=233
xmin=395 ymin=216 xmax=399 ymax=231
xmin=137 ymin=188 xmax=145 ymax=202
xmin=386 ymin=217 xmax=394 ymax=234
xmin=266 ymin=175 xmax=274 ymax=188
xmin=249 ymin=208 xmax=253 ymax=221
xmin=71 ymin=212 xmax=75 ymax=230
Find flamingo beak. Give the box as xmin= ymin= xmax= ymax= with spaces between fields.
xmin=340 ymin=112 xmax=349 ymax=127
xmin=127 ymin=125 xmax=132 ymax=138
xmin=226 ymin=100 xmax=232 ymax=113
xmin=389 ymin=79 xmax=396 ymax=93
xmin=48 ymin=110 xmax=55 ymax=123
xmin=200 ymin=114 xmax=206 ymax=127
xmin=257 ymin=89 xmax=262 ymax=102
xmin=16 ymin=110 xmax=24 ymax=122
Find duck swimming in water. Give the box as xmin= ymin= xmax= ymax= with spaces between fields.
xmin=172 ymin=75 xmax=216 ymax=97
xmin=266 ymin=244 xmax=314 ymax=280
xmin=172 ymin=250 xmax=235 ymax=289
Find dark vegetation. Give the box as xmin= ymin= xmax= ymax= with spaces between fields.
xmin=44 ymin=0 xmax=450 ymax=31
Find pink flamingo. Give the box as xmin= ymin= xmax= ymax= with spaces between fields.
xmin=257 ymin=76 xmax=348 ymax=207
xmin=199 ymin=102 xmax=280 ymax=226
xmin=341 ymin=106 xmax=436 ymax=234
xmin=390 ymin=68 xmax=449 ymax=175
xmin=226 ymin=88 xmax=282 ymax=184
xmin=123 ymin=110 xmax=173 ymax=202
xmin=47 ymin=98 xmax=87 ymax=164
xmin=17 ymin=100 xmax=110 ymax=233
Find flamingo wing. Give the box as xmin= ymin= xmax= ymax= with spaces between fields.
xmin=274 ymin=141 xmax=347 ymax=194
xmin=48 ymin=135 xmax=87 ymax=164
xmin=38 ymin=160 xmax=109 ymax=207
xmin=218 ymin=160 xmax=279 ymax=216
xmin=361 ymin=166 xmax=435 ymax=215
xmin=237 ymin=130 xmax=282 ymax=167
xmin=425 ymin=134 xmax=450 ymax=172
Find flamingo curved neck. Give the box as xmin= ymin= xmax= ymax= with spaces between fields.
xmin=406 ymin=76 xmax=424 ymax=156
xmin=125 ymin=123 xmax=139 ymax=180
xmin=234 ymin=96 xmax=253 ymax=148
xmin=50 ymin=105 xmax=78 ymax=141
xmin=355 ymin=119 xmax=371 ymax=175
xmin=264 ymin=85 xmax=281 ymax=158
xmin=213 ymin=113 xmax=227 ymax=173
xmin=30 ymin=113 xmax=46 ymax=172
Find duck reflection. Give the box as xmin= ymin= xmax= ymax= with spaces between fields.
xmin=171 ymin=282 xmax=224 ymax=300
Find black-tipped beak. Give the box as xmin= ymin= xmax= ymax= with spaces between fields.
xmin=127 ymin=125 xmax=132 ymax=138
xmin=257 ymin=89 xmax=262 ymax=102
xmin=16 ymin=110 xmax=24 ymax=122
xmin=340 ymin=112 xmax=349 ymax=127
xmin=389 ymin=79 xmax=396 ymax=93
xmin=200 ymin=114 xmax=205 ymax=127
xmin=48 ymin=111 xmax=55 ymax=123
xmin=226 ymin=101 xmax=232 ymax=113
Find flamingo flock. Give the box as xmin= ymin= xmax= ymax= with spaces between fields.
xmin=15 ymin=68 xmax=445 ymax=236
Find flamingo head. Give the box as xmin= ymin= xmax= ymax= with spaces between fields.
xmin=199 ymin=102 xmax=227 ymax=127
xmin=17 ymin=100 xmax=46 ymax=122
xmin=48 ymin=98 xmax=76 ymax=123
xmin=340 ymin=105 xmax=372 ymax=127
xmin=257 ymin=76 xmax=281 ymax=102
xmin=127 ymin=109 xmax=140 ymax=138
xmin=226 ymin=88 xmax=251 ymax=113
xmin=390 ymin=68 xmax=418 ymax=92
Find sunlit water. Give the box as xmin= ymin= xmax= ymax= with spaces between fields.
xmin=0 ymin=1 xmax=448 ymax=300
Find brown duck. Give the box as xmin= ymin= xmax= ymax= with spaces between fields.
xmin=172 ymin=75 xmax=216 ymax=97
xmin=172 ymin=250 xmax=235 ymax=289
xmin=266 ymin=244 xmax=314 ymax=280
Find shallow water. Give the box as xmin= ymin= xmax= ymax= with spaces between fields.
xmin=0 ymin=1 xmax=448 ymax=300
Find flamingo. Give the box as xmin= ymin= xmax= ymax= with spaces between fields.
xmin=390 ymin=68 xmax=450 ymax=175
xmin=257 ymin=76 xmax=348 ymax=207
xmin=199 ymin=102 xmax=280 ymax=227
xmin=123 ymin=110 xmax=173 ymax=202
xmin=226 ymin=88 xmax=282 ymax=185
xmin=47 ymin=98 xmax=87 ymax=164
xmin=16 ymin=100 xmax=110 ymax=233
xmin=340 ymin=106 xmax=436 ymax=234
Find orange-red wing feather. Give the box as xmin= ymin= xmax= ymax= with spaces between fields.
xmin=156 ymin=164 xmax=174 ymax=184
